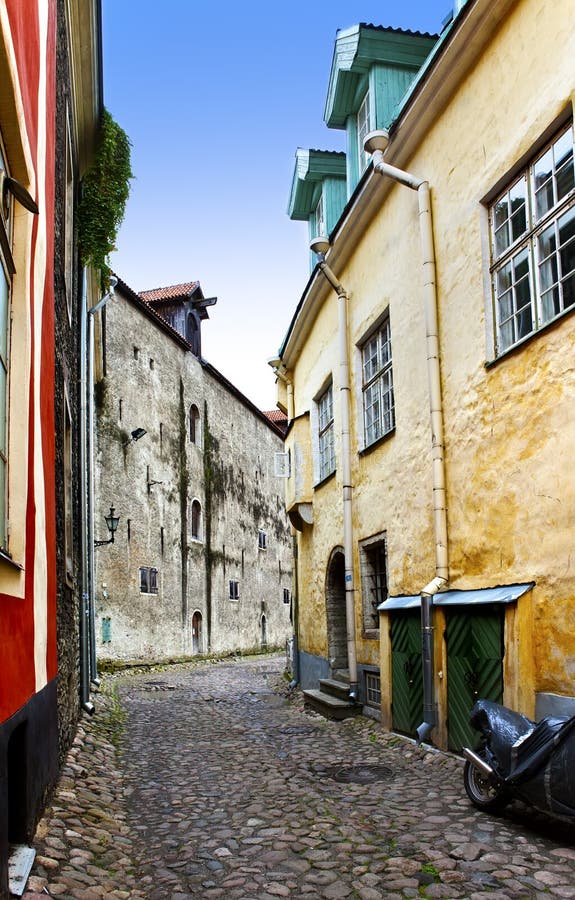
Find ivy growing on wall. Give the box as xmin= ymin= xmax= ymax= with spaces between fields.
xmin=78 ymin=108 xmax=133 ymax=286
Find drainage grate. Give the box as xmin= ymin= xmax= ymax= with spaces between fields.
xmin=316 ymin=764 xmax=392 ymax=784
xmin=277 ymin=725 xmax=319 ymax=736
xmin=141 ymin=682 xmax=176 ymax=692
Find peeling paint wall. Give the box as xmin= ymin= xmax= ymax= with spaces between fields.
xmin=94 ymin=289 xmax=293 ymax=661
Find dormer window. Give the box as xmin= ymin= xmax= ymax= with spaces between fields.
xmin=357 ymin=89 xmax=372 ymax=175
xmin=186 ymin=312 xmax=200 ymax=356
xmin=314 ymin=193 xmax=326 ymax=239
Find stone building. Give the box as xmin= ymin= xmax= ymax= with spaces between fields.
xmin=93 ymin=279 xmax=293 ymax=662
xmin=273 ymin=0 xmax=575 ymax=749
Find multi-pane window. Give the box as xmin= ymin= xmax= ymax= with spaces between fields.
xmin=139 ymin=566 xmax=158 ymax=594
xmin=359 ymin=535 xmax=388 ymax=632
xmin=364 ymin=671 xmax=381 ymax=708
xmin=229 ymin=579 xmax=239 ymax=600
xmin=491 ymin=125 xmax=575 ymax=355
xmin=314 ymin=193 xmax=326 ymax=238
xmin=357 ymin=89 xmax=372 ymax=174
xmin=361 ymin=318 xmax=394 ymax=447
xmin=0 ymin=136 xmax=13 ymax=550
xmin=317 ymin=383 xmax=335 ymax=481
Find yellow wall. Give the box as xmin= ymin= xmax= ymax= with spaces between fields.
xmin=280 ymin=0 xmax=575 ymax=732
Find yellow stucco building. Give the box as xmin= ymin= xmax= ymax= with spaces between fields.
xmin=273 ymin=0 xmax=575 ymax=750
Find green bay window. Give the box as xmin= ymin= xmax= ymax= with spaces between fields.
xmin=491 ymin=124 xmax=575 ymax=355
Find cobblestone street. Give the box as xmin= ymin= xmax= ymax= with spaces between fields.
xmin=23 ymin=654 xmax=575 ymax=899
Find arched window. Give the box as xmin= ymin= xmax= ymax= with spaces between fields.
xmin=189 ymin=403 xmax=201 ymax=445
xmin=191 ymin=499 xmax=202 ymax=541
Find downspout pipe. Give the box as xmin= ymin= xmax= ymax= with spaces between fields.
xmin=366 ymin=131 xmax=449 ymax=741
xmin=87 ymin=277 xmax=118 ymax=690
xmin=310 ymin=239 xmax=358 ymax=700
xmin=79 ymin=269 xmax=94 ymax=715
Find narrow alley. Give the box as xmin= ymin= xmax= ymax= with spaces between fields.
xmin=24 ymin=654 xmax=575 ymax=900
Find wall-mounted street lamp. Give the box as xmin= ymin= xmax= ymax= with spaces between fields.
xmin=94 ymin=506 xmax=120 ymax=547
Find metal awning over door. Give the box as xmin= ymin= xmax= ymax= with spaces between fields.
xmin=378 ymin=583 xmax=535 ymax=611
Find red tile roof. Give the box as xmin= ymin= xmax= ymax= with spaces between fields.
xmin=263 ymin=409 xmax=287 ymax=425
xmin=139 ymin=281 xmax=200 ymax=303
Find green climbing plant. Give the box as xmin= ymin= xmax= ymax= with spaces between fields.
xmin=78 ymin=108 xmax=133 ymax=286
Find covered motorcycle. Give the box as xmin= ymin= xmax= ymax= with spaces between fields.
xmin=463 ymin=699 xmax=575 ymax=819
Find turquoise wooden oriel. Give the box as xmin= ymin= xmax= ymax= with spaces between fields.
xmin=324 ymin=25 xmax=438 ymax=194
xmin=287 ymin=149 xmax=347 ymax=269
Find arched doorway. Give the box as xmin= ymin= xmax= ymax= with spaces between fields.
xmin=192 ymin=611 xmax=203 ymax=655
xmin=325 ymin=548 xmax=347 ymax=672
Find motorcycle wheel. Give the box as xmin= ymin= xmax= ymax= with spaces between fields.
xmin=463 ymin=760 xmax=509 ymax=812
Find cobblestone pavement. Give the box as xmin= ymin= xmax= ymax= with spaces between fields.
xmin=23 ymin=653 xmax=575 ymax=899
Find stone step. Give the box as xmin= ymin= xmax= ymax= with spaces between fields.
xmin=318 ymin=677 xmax=351 ymax=701
xmin=302 ymin=688 xmax=361 ymax=721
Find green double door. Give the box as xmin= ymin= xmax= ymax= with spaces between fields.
xmin=390 ymin=606 xmax=504 ymax=749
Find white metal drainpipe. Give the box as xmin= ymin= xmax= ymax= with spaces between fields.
xmin=366 ymin=131 xmax=449 ymax=741
xmin=312 ymin=252 xmax=358 ymax=700
xmin=87 ymin=277 xmax=118 ymax=693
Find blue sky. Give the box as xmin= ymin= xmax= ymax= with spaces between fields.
xmin=102 ymin=1 xmax=451 ymax=409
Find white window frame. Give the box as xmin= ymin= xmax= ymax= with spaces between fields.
xmin=314 ymin=192 xmax=326 ymax=239
xmin=317 ymin=382 xmax=335 ymax=482
xmin=490 ymin=123 xmax=575 ymax=356
xmin=361 ymin=317 xmax=395 ymax=448
xmin=357 ymin=89 xmax=372 ymax=175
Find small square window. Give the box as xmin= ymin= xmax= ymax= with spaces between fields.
xmin=139 ymin=565 xmax=158 ymax=594
xmin=229 ymin=579 xmax=239 ymax=600
xmin=258 ymin=530 xmax=267 ymax=550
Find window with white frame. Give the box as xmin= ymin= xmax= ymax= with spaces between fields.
xmin=139 ymin=566 xmax=158 ymax=594
xmin=490 ymin=124 xmax=575 ymax=355
xmin=359 ymin=534 xmax=388 ymax=632
xmin=314 ymin=192 xmax=326 ymax=238
xmin=317 ymin=383 xmax=335 ymax=481
xmin=229 ymin=579 xmax=239 ymax=600
xmin=361 ymin=317 xmax=394 ymax=447
xmin=357 ymin=89 xmax=372 ymax=175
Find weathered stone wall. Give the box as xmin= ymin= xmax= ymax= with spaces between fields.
xmin=94 ymin=289 xmax=293 ymax=661
xmin=53 ymin=0 xmax=81 ymax=763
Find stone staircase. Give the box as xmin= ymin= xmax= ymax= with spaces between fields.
xmin=303 ymin=669 xmax=362 ymax=720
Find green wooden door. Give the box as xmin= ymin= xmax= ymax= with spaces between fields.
xmin=391 ymin=611 xmax=423 ymax=738
xmin=446 ymin=606 xmax=504 ymax=751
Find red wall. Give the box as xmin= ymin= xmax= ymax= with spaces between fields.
xmin=0 ymin=0 xmax=57 ymax=721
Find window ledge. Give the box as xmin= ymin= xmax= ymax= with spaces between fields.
xmin=486 ymin=305 xmax=575 ymax=368
xmin=363 ymin=628 xmax=380 ymax=641
xmin=314 ymin=470 xmax=336 ymax=491
xmin=0 ymin=548 xmax=23 ymax=571
xmin=359 ymin=428 xmax=395 ymax=457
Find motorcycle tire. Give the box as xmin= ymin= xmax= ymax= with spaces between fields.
xmin=463 ymin=760 xmax=509 ymax=813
